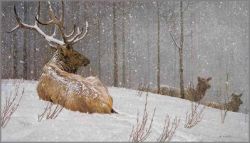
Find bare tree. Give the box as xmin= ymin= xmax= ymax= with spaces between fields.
xmin=168 ymin=1 xmax=185 ymax=99
xmin=113 ymin=2 xmax=118 ymax=87
xmin=97 ymin=3 xmax=102 ymax=78
xmin=179 ymin=0 xmax=185 ymax=99
xmin=122 ymin=1 xmax=126 ymax=87
xmin=221 ymin=73 xmax=230 ymax=123
xmin=23 ymin=1 xmax=28 ymax=79
xmin=12 ymin=32 xmax=18 ymax=78
xmin=156 ymin=1 xmax=161 ymax=94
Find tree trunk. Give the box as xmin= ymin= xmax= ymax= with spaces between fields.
xmin=179 ymin=0 xmax=185 ymax=99
xmin=12 ymin=32 xmax=18 ymax=79
xmin=122 ymin=1 xmax=126 ymax=87
xmin=97 ymin=5 xmax=101 ymax=78
xmin=113 ymin=2 xmax=118 ymax=87
xmin=23 ymin=1 xmax=28 ymax=79
xmin=156 ymin=1 xmax=160 ymax=94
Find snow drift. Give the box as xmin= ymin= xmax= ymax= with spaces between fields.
xmin=1 ymin=79 xmax=249 ymax=142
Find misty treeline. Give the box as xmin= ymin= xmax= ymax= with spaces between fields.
xmin=1 ymin=1 xmax=249 ymax=111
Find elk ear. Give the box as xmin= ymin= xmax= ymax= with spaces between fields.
xmin=197 ymin=76 xmax=201 ymax=82
xmin=207 ymin=77 xmax=212 ymax=81
xmin=239 ymin=93 xmax=243 ymax=97
xmin=49 ymin=45 xmax=57 ymax=52
xmin=66 ymin=45 xmax=72 ymax=49
xmin=58 ymin=46 xmax=66 ymax=56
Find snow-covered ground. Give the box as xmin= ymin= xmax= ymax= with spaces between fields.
xmin=1 ymin=79 xmax=249 ymax=142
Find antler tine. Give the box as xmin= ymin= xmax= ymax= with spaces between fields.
xmin=7 ymin=5 xmax=25 ymax=33
xmin=8 ymin=5 xmax=34 ymax=33
xmin=48 ymin=1 xmax=56 ymax=21
xmin=7 ymin=24 xmax=20 ymax=33
xmin=35 ymin=1 xmax=56 ymax=26
xmin=52 ymin=24 xmax=57 ymax=37
xmin=60 ymin=1 xmax=64 ymax=26
xmin=8 ymin=3 xmax=64 ymax=45
xmin=45 ymin=1 xmax=68 ymax=44
xmin=71 ymin=21 xmax=88 ymax=44
xmin=65 ymin=24 xmax=76 ymax=38
xmin=48 ymin=41 xmax=58 ymax=48
xmin=68 ymin=26 xmax=83 ymax=43
xmin=35 ymin=1 xmax=41 ymax=25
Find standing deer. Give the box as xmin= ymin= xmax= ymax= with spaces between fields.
xmin=9 ymin=2 xmax=117 ymax=114
xmin=139 ymin=76 xmax=212 ymax=102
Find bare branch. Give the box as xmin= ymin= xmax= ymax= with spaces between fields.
xmin=129 ymin=95 xmax=156 ymax=142
xmin=38 ymin=102 xmax=64 ymax=122
xmin=184 ymin=102 xmax=205 ymax=128
xmin=170 ymin=32 xmax=181 ymax=50
xmin=1 ymin=82 xmax=24 ymax=128
xmin=157 ymin=115 xmax=180 ymax=142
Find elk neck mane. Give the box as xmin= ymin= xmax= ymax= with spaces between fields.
xmin=48 ymin=49 xmax=78 ymax=74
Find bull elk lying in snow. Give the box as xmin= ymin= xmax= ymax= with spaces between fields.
xmin=204 ymin=93 xmax=243 ymax=112
xmin=140 ymin=76 xmax=212 ymax=102
xmin=9 ymin=2 xmax=116 ymax=114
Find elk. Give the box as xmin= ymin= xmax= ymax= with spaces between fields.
xmin=204 ymin=93 xmax=243 ymax=112
xmin=9 ymin=2 xmax=116 ymax=114
xmin=139 ymin=76 xmax=212 ymax=102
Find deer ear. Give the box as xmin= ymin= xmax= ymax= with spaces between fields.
xmin=66 ymin=45 xmax=72 ymax=49
xmin=207 ymin=77 xmax=212 ymax=81
xmin=239 ymin=93 xmax=243 ymax=97
xmin=49 ymin=45 xmax=57 ymax=52
xmin=58 ymin=47 xmax=66 ymax=55
xmin=197 ymin=76 xmax=201 ymax=82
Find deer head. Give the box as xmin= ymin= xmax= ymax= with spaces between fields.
xmin=231 ymin=93 xmax=243 ymax=105
xmin=197 ymin=76 xmax=212 ymax=91
xmin=9 ymin=1 xmax=90 ymax=73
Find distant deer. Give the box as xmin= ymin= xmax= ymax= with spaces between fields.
xmin=9 ymin=2 xmax=116 ymax=114
xmin=204 ymin=93 xmax=243 ymax=112
xmin=140 ymin=77 xmax=212 ymax=102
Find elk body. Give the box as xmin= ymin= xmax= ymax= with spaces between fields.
xmin=10 ymin=2 xmax=116 ymax=114
xmin=140 ymin=77 xmax=212 ymax=102
xmin=204 ymin=93 xmax=243 ymax=112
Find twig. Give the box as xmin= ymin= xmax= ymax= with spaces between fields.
xmin=1 ymin=82 xmax=24 ymax=128
xmin=184 ymin=102 xmax=205 ymax=128
xmin=129 ymin=95 xmax=156 ymax=142
xmin=170 ymin=32 xmax=181 ymax=50
xmin=38 ymin=102 xmax=64 ymax=122
xmin=157 ymin=115 xmax=180 ymax=142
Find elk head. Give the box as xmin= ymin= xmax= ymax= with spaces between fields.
xmin=231 ymin=93 xmax=243 ymax=105
xmin=197 ymin=76 xmax=212 ymax=90
xmin=9 ymin=1 xmax=90 ymax=73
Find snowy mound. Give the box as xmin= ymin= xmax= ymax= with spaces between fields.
xmin=1 ymin=79 xmax=249 ymax=142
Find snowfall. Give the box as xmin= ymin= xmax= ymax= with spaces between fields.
xmin=1 ymin=79 xmax=249 ymax=142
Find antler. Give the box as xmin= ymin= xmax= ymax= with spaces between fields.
xmin=9 ymin=1 xmax=88 ymax=47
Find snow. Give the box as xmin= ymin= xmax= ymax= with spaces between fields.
xmin=1 ymin=79 xmax=249 ymax=142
